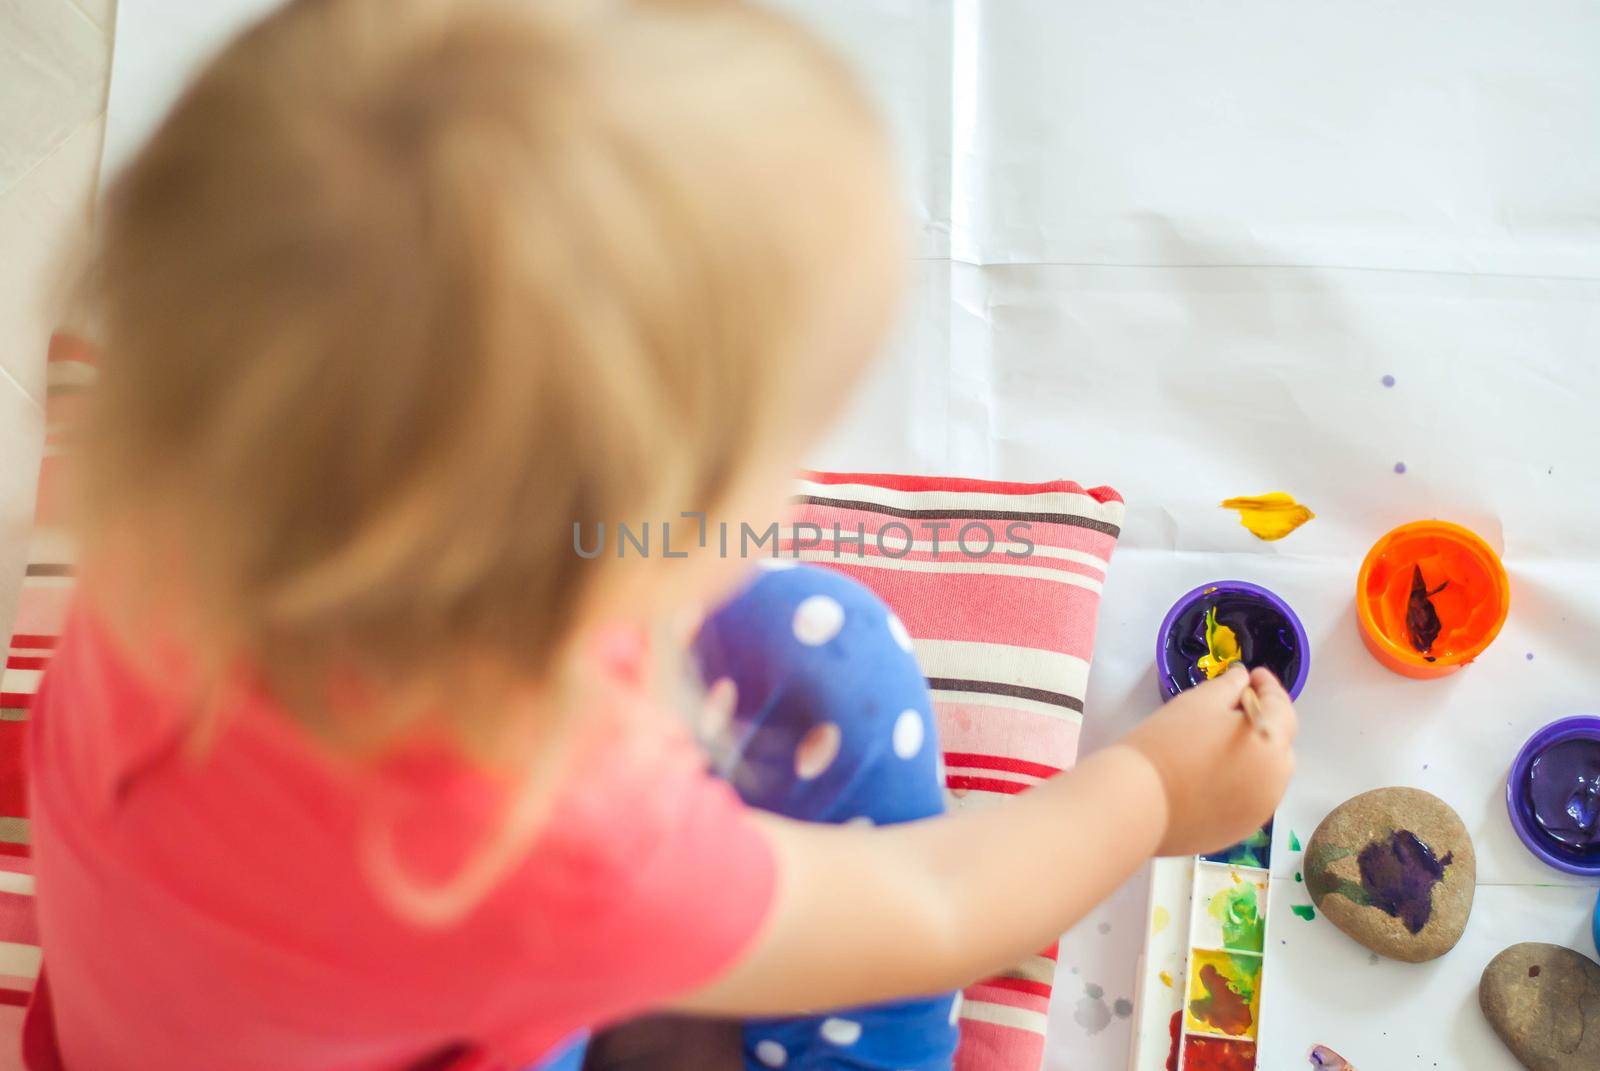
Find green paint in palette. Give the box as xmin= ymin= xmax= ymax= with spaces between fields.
xmin=1208 ymin=880 xmax=1266 ymax=953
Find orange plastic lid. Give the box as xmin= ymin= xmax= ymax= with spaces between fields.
xmin=1356 ymin=520 xmax=1510 ymax=678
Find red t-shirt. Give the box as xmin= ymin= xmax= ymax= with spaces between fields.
xmin=23 ymin=607 xmax=775 ymax=1071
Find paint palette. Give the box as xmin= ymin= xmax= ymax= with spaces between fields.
xmin=1130 ymin=822 xmax=1274 ymax=1071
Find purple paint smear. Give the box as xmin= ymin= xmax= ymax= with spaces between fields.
xmin=1381 ymin=374 xmax=1396 ymax=388
xmin=1358 ymin=830 xmax=1453 ymax=934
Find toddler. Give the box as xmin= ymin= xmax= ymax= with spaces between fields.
xmin=24 ymin=1 xmax=1296 ymax=1069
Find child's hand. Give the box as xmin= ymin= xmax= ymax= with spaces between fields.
xmin=679 ymin=662 xmax=1297 ymax=1017
xmin=1121 ymin=664 xmax=1297 ymax=858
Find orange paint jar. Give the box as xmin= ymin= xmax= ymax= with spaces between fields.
xmin=1356 ymin=520 xmax=1510 ymax=678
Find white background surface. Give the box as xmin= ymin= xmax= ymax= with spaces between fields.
xmin=54 ymin=1 xmax=1600 ymax=1068
xmin=0 ymin=0 xmax=110 ymax=655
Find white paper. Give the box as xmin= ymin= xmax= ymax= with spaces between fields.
xmin=106 ymin=3 xmax=1600 ymax=1069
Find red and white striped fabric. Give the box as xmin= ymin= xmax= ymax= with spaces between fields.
xmin=1 ymin=333 xmax=92 ymax=1068
xmin=792 ymin=471 xmax=1125 ymax=1071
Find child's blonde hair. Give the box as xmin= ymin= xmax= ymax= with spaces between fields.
xmin=83 ymin=0 xmax=899 ymax=759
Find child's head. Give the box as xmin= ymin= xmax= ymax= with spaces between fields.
xmin=84 ymin=0 xmax=903 ymax=754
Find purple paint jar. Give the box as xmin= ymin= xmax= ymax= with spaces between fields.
xmin=1156 ymin=580 xmax=1309 ymax=701
xmin=1507 ymin=715 xmax=1600 ymax=876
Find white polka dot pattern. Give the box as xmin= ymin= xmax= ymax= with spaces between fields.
xmin=754 ymin=1039 xmax=787 ymax=1067
xmin=892 ymin=709 xmax=925 ymax=760
xmin=819 ymin=1017 xmax=862 ymax=1046
xmin=792 ymin=595 xmax=845 ymax=646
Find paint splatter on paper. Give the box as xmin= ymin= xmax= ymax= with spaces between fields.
xmin=1291 ymin=904 xmax=1317 ymax=921
xmin=1159 ymin=970 xmax=1174 ymax=988
xmin=1074 ymin=982 xmax=1113 ymax=1034
xmin=1288 ymin=830 xmax=1303 ymax=852
xmin=1220 ymin=493 xmax=1316 ymax=541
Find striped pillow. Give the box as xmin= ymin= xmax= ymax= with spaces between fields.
xmin=1 ymin=333 xmax=91 ymax=1055
xmin=792 ymin=471 xmax=1125 ymax=1071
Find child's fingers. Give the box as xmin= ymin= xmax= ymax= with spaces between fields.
xmin=1181 ymin=661 xmax=1251 ymax=708
xmin=1247 ymin=667 xmax=1298 ymax=743
xmin=1248 ymin=666 xmax=1281 ymax=695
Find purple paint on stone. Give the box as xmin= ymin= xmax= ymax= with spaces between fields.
xmin=1357 ymin=830 xmax=1453 ymax=934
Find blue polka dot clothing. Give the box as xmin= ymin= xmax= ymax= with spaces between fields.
xmin=691 ymin=562 xmax=959 ymax=1071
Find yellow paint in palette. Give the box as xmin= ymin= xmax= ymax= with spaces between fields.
xmin=1221 ymin=492 xmax=1315 ymax=541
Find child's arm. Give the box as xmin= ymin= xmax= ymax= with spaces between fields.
xmin=673 ymin=665 xmax=1294 ymax=1016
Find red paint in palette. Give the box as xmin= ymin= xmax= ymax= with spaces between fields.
xmin=1166 ymin=1010 xmax=1181 ymax=1071
xmin=1182 ymin=1035 xmax=1257 ymax=1071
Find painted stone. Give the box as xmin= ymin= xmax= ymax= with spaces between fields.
xmin=1303 ymin=787 xmax=1474 ymax=962
xmin=1479 ymin=942 xmax=1600 ymax=1070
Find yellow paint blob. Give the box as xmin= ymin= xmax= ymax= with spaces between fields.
xmin=1152 ymin=906 xmax=1171 ymax=935
xmin=1197 ymin=606 xmax=1242 ymax=679
xmin=1159 ymin=970 xmax=1174 ymax=988
xmin=1221 ymin=492 xmax=1316 ymax=541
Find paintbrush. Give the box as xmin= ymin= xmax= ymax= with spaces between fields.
xmin=1239 ymin=681 xmax=1270 ymax=740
